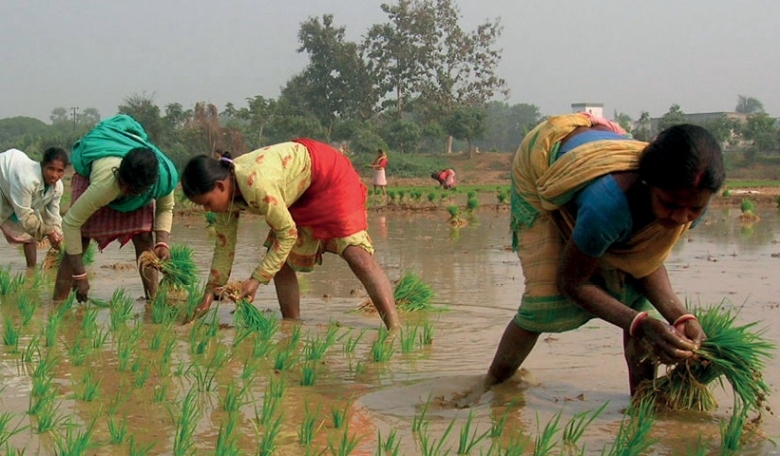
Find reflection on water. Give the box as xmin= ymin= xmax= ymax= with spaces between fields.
xmin=0 ymin=208 xmax=777 ymax=454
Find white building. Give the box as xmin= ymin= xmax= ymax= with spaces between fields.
xmin=571 ymin=102 xmax=604 ymax=118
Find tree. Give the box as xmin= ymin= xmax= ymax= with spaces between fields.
xmin=385 ymin=118 xmax=421 ymax=153
xmin=480 ymin=101 xmax=541 ymax=152
xmin=244 ymin=95 xmax=278 ymax=147
xmin=658 ymin=104 xmax=687 ymax=131
xmin=735 ymin=95 xmax=764 ymax=114
xmin=50 ymin=107 xmax=69 ymax=125
xmin=633 ymin=111 xmax=651 ymax=141
xmin=294 ymin=15 xmax=377 ymax=131
xmin=444 ymin=104 xmax=486 ymax=157
xmin=742 ymin=112 xmax=778 ymax=160
xmin=613 ymin=111 xmax=633 ymax=134
xmin=79 ymin=108 xmax=101 ymax=128
xmin=117 ymin=93 xmax=164 ymax=143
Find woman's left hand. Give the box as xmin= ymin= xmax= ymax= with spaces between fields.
xmin=154 ymin=243 xmax=171 ymax=261
xmin=239 ymin=278 xmax=261 ymax=301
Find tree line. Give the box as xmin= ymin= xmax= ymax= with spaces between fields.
xmin=1 ymin=0 xmax=778 ymax=170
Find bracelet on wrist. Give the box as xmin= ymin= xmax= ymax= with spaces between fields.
xmin=154 ymin=242 xmax=170 ymax=250
xmin=629 ymin=311 xmax=649 ymax=337
xmin=72 ymin=272 xmax=88 ymax=281
xmin=673 ymin=313 xmax=697 ymax=327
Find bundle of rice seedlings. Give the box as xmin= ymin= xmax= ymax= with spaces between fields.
xmin=41 ymin=242 xmax=96 ymax=272
xmin=358 ymin=271 xmax=436 ymax=312
xmin=137 ymin=244 xmax=198 ymax=289
xmin=738 ymin=198 xmax=759 ymax=222
xmin=233 ymin=299 xmax=269 ymax=332
xmin=636 ymin=306 xmax=774 ymax=414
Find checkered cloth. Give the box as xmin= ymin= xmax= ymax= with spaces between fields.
xmin=71 ymin=173 xmax=154 ymax=251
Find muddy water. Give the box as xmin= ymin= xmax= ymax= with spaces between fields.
xmin=0 ymin=207 xmax=778 ymax=455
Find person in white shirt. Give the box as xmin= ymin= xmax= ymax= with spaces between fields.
xmin=0 ymin=147 xmax=69 ymax=268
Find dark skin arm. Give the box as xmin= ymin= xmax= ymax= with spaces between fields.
xmin=555 ymin=240 xmax=699 ymax=363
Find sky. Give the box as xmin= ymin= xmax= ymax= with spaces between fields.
xmin=2 ymin=0 xmax=778 ymax=123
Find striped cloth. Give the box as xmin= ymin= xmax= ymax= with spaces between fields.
xmin=510 ymin=114 xmax=690 ymax=333
xmin=71 ymin=173 xmax=154 ymax=251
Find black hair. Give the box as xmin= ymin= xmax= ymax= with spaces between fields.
xmin=117 ymin=148 xmax=158 ymax=194
xmin=214 ymin=148 xmax=232 ymax=160
xmin=42 ymin=147 xmax=69 ymax=167
xmin=638 ymin=124 xmax=725 ymax=192
xmin=181 ymin=155 xmax=232 ymax=198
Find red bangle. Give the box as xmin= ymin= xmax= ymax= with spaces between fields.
xmin=629 ymin=311 xmax=649 ymax=337
xmin=154 ymin=242 xmax=170 ymax=250
xmin=673 ymin=313 xmax=697 ymax=327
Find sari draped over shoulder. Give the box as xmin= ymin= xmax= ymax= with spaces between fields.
xmin=510 ymin=114 xmax=691 ymax=333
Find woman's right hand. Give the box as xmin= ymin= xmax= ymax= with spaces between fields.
xmin=635 ymin=317 xmax=698 ymax=364
xmin=72 ymin=278 xmax=90 ymax=303
xmin=194 ymin=293 xmax=215 ymax=316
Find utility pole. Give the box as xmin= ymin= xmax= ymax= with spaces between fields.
xmin=71 ymin=107 xmax=79 ymax=133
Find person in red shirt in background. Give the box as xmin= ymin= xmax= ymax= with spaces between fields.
xmin=370 ymin=149 xmax=388 ymax=195
xmin=432 ymin=168 xmax=456 ymax=189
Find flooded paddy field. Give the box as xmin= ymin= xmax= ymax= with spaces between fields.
xmin=0 ymin=207 xmax=778 ymax=455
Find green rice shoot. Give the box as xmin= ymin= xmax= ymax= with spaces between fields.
xmin=392 ymin=271 xmax=436 ymax=312
xmin=636 ymin=306 xmax=774 ymax=415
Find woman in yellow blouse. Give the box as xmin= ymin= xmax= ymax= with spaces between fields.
xmin=181 ymin=139 xmax=401 ymax=330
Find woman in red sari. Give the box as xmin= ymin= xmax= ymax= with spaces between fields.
xmin=181 ymin=139 xmax=401 ymax=330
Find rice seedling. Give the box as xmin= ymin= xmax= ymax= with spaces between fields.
xmin=419 ymin=320 xmax=435 ymax=346
xmin=371 ymin=326 xmax=395 ymax=363
xmin=108 ymin=416 xmax=128 ymax=444
xmin=267 ymin=374 xmax=287 ymax=399
xmin=412 ymin=397 xmax=432 ymax=433
xmin=80 ymin=307 xmax=99 ymax=339
xmin=116 ymin=331 xmax=138 ymax=372
xmin=127 ymin=435 xmax=156 ymax=456
xmin=376 ymin=428 xmax=400 ymax=456
xmin=252 ymin=333 xmax=275 ymax=359
xmin=2 ymin=315 xmax=21 ymax=352
xmin=328 ymin=423 xmax=362 ymax=456
xmin=153 ymin=383 xmax=168 ymax=403
xmin=350 ymin=360 xmax=369 ymax=376
xmin=204 ymin=211 xmax=217 ymax=228
xmin=685 ymin=434 xmax=710 ymax=456
xmin=387 ymin=190 xmax=397 ymax=203
xmin=496 ymin=191 xmax=508 ymax=204
xmin=331 ymin=400 xmax=351 ymax=429
xmin=0 ymin=412 xmax=27 ymax=448
xmin=150 ymin=288 xmax=178 ymax=325
xmin=0 ymin=268 xmax=25 ymax=296
xmin=466 ymin=196 xmax=480 ymax=213
xmin=133 ymin=362 xmax=151 ymax=388
xmin=256 ymin=394 xmax=281 ymax=427
xmin=137 ymin=244 xmax=198 ymax=290
xmin=636 ymin=306 xmax=774 ymax=414
xmin=241 ymin=358 xmax=260 ymax=382
xmin=187 ymin=345 xmax=229 ymax=392
xmin=43 ymin=309 xmax=64 ymax=348
xmin=391 ymin=271 xmax=435 ymax=312
xmin=289 ymin=322 xmax=303 ymax=347
xmin=497 ymin=432 xmax=530 ymax=456
xmin=398 ymin=189 xmax=406 ymax=201
xmin=418 ymin=418 xmax=455 ymax=456
xmin=20 ymin=335 xmax=40 ymax=364
xmin=108 ymin=288 xmax=135 ymax=330
xmin=273 ymin=346 xmax=297 ymax=371
xmin=720 ymin=405 xmax=747 ymax=456
xmin=172 ymin=388 xmax=201 ymax=456
xmin=53 ymin=418 xmax=95 ymax=455
xmin=41 ymin=241 xmax=96 ymax=272
xmin=562 ymin=402 xmax=607 ymax=449
xmin=234 ymin=298 xmax=272 ymax=332
xmin=533 ymin=410 xmax=562 ymax=456
xmin=66 ymin=334 xmax=89 ymax=367
xmin=427 ymin=191 xmax=437 ymax=203
xmin=231 ymin=326 xmax=253 ymax=347
xmin=16 ymin=293 xmax=38 ymax=326
xmin=74 ymin=371 xmax=102 ymax=402
xmin=456 ymin=410 xmax=490 ymax=455
xmin=298 ymin=400 xmax=320 ymax=446
xmin=214 ymin=412 xmax=241 ymax=456
xmin=400 ymin=323 xmax=419 ymax=353
xmin=490 ymin=407 xmax=512 ymax=439
xmin=34 ymin=397 xmax=65 ymax=433
xmin=30 ymin=376 xmax=54 ymax=402
xmin=300 ymin=361 xmax=318 ymax=386
xmin=159 ymin=337 xmax=177 ymax=374
xmin=221 ymin=378 xmax=251 ymax=413
xmin=303 ymin=328 xmax=338 ymax=361
xmin=257 ymin=413 xmax=283 ymax=456
xmin=88 ymin=325 xmax=108 ymax=350
xmin=603 ymin=399 xmax=656 ymax=456
xmin=342 ymin=329 xmax=366 ymax=354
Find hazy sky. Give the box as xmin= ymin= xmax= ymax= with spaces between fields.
xmin=2 ymin=0 xmax=778 ymax=123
